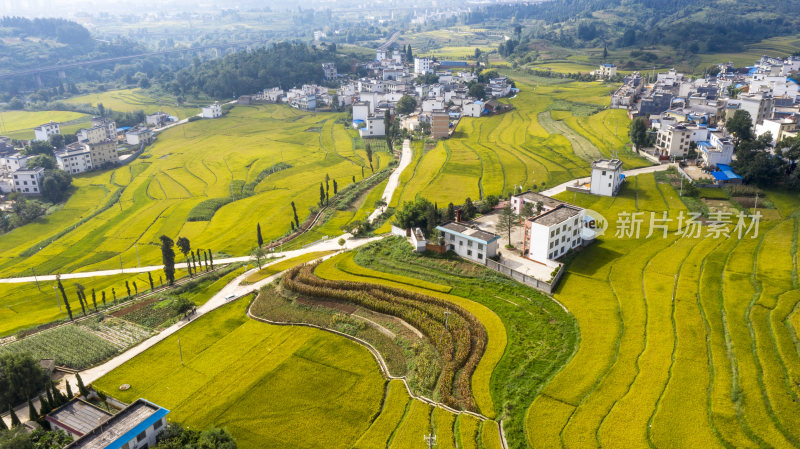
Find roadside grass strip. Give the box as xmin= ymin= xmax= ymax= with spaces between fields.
xmin=314 ymin=253 xmax=504 ymax=419
xmin=354 ymin=380 xmax=413 ymax=449
xmin=244 ymin=251 xmax=336 ymax=284
xmin=335 ymin=252 xmax=452 ymax=293
xmin=388 ymin=400 xmax=433 ymax=449
xmin=94 ymin=299 xmax=386 ymax=449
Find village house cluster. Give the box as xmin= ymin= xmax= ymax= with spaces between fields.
xmin=611 ymin=56 xmax=799 ymax=173
xmin=239 ymin=48 xmax=515 ymax=139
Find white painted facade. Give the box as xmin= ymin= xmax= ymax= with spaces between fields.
xmin=414 ymin=58 xmax=433 ymax=75
xmin=524 ymin=206 xmax=584 ymax=263
xmin=33 ymin=121 xmax=60 ymax=141
xmin=436 ymin=222 xmax=500 ymax=264
xmin=12 ymin=167 xmax=44 ymax=194
xmin=55 ymin=146 xmax=93 ymax=174
xmin=201 ymin=102 xmax=223 ymax=118
xmin=359 ymin=115 xmax=386 ymax=137
xmin=590 ymin=159 xmax=623 ymax=197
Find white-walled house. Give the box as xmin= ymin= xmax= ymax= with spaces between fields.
xmin=126 ymin=127 xmax=155 ymax=146
xmin=414 ymin=58 xmax=433 ymax=75
xmin=201 ymin=102 xmax=223 ymax=118
xmin=436 ymin=222 xmax=500 ymax=264
xmin=359 ymin=115 xmax=386 ymax=138
xmin=61 ymin=399 xmax=169 ymax=449
xmin=33 ymin=121 xmax=60 ymax=141
xmin=510 ymin=191 xmax=567 ymax=215
xmin=755 ymin=117 xmax=799 ymax=144
xmin=463 ymin=101 xmax=483 ymax=118
xmin=522 ymin=204 xmax=585 ymax=263
xmin=0 ymin=152 xmax=30 ymax=172
xmin=145 ymin=112 xmax=170 ymax=127
xmin=590 ymin=159 xmax=623 ymax=196
xmin=352 ymin=102 xmax=370 ymax=122
xmin=55 ymin=145 xmax=93 ymax=174
xmin=699 ymin=131 xmax=735 ymax=167
xmin=12 ymin=167 xmax=44 ymax=194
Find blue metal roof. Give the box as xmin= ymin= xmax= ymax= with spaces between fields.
xmin=105 ymin=407 xmax=169 ymax=449
xmin=710 ymin=164 xmax=742 ymax=181
xmin=440 ymin=61 xmax=468 ymax=66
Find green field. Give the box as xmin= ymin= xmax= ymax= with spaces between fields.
xmin=63 ymin=88 xmax=202 ymax=120
xmin=0 ymin=110 xmax=91 ymax=140
xmin=393 ymin=78 xmax=649 ymax=206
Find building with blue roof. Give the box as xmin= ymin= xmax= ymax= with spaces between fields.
xmin=710 ymin=164 xmax=743 ymax=185
xmin=66 ymin=398 xmax=170 ymax=449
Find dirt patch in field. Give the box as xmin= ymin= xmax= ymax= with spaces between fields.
xmin=111 ymin=297 xmax=160 ymax=317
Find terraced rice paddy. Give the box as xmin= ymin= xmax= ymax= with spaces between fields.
xmin=522 ymin=174 xmax=800 ymax=448
xmin=394 ymin=78 xmax=650 ymax=205
xmin=94 ymin=299 xmax=388 ymax=449
xmin=0 ymin=110 xmax=91 ymax=139
xmin=0 ymin=103 xmax=385 ymax=283
xmin=63 ymin=88 xmax=201 ymax=119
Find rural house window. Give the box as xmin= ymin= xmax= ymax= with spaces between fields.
xmin=478 ymin=243 xmax=484 ymax=250
xmin=459 ymin=240 xmax=463 ymax=246
xmin=154 ymin=419 xmax=163 ymax=430
xmin=467 ymin=250 xmax=472 ymax=256
xmin=450 ymin=234 xmax=455 ymax=241
xmin=602 ymin=171 xmax=606 ymax=175
xmin=478 ymin=253 xmax=483 ymax=259
xmin=467 ymin=241 xmax=473 ymax=247
xmin=549 ymin=241 xmax=553 ymax=249
xmin=137 ymin=431 xmax=147 ymax=442
xmin=550 ymin=231 xmax=554 ymax=237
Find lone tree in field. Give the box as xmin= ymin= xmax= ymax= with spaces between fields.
xmin=251 ymin=246 xmax=267 ymax=269
xmin=333 ymin=179 xmax=338 ymax=194
xmin=176 ymin=237 xmax=192 ymax=277
xmin=257 ymin=223 xmax=264 ymax=248
xmin=291 ymin=201 xmax=300 ymax=227
xmin=366 ymin=144 xmax=374 ymax=173
xmin=160 ymin=235 xmax=176 ymax=285
xmin=148 ymin=272 xmax=154 ymax=290
xmin=319 ymin=183 xmax=325 ymax=206
xmin=497 ymin=206 xmax=520 ymax=248
xmin=629 ymin=117 xmax=648 ymax=153
xmin=56 ymin=276 xmax=72 ymax=320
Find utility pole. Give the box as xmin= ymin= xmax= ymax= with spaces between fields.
xmin=178 ymin=338 xmax=184 ymax=366
xmin=424 ymin=434 xmax=437 ymax=449
xmin=32 ymin=268 xmax=41 ymax=292
xmin=679 ymin=175 xmax=684 ymax=197
xmin=119 ymin=254 xmax=124 ymax=273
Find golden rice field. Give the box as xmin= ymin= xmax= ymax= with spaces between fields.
xmin=0 ymin=104 xmax=387 ymax=335
xmin=0 ymin=109 xmax=91 ymax=140
xmin=393 ymin=79 xmax=650 ymax=206
xmin=63 ymin=88 xmax=201 ymax=119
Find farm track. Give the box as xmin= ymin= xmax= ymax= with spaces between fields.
xmin=538 ymin=111 xmax=602 ymax=162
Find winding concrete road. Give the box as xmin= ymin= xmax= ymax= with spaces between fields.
xmin=368 ymin=139 xmax=412 ymax=223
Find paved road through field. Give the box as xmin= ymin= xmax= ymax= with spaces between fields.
xmin=368 ymin=138 xmax=412 ymax=223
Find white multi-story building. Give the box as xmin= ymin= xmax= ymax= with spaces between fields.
xmin=33 ymin=121 xmax=60 ymax=142
xmin=590 ymin=159 xmax=623 ymax=197
xmin=55 ymin=145 xmax=93 ymax=174
xmin=359 ymin=115 xmax=386 ymax=137
xmin=510 ymin=191 xmax=567 ymax=215
xmin=76 ymin=125 xmax=108 ymax=145
xmin=376 ymin=49 xmax=388 ymax=61
xmin=352 ymin=102 xmax=370 ymax=122
xmin=698 ymin=131 xmax=735 ymax=167
xmin=322 ymin=62 xmax=338 ymax=80
xmin=414 ymin=58 xmax=433 ymax=75
xmin=12 ymin=167 xmax=44 ymax=194
xmin=755 ymin=117 xmax=799 ymax=144
xmin=596 ymin=63 xmax=617 ymax=79
xmin=0 ymin=152 xmax=30 ymax=172
xmin=145 ymin=112 xmax=170 ymax=127
xmin=656 ymin=124 xmax=708 ymax=158
xmin=523 ymin=204 xmax=585 ymax=263
xmin=126 ymin=128 xmax=155 ymax=146
xmin=201 ymin=102 xmax=223 ymax=119
xmin=736 ymin=91 xmax=774 ymax=125
xmin=436 ymin=222 xmax=500 ymax=264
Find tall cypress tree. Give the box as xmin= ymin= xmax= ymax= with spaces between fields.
xmin=257 ymin=223 xmax=264 ymax=248
xmin=45 ymin=386 xmax=55 ymax=410
xmin=0 ymin=412 xmax=7 ymax=430
xmin=76 ymin=374 xmax=89 ymax=397
xmin=112 ymin=288 xmax=117 ymax=304
xmin=101 ymin=291 xmax=106 ymax=307
xmin=91 ymin=289 xmax=97 ymax=312
xmin=57 ymin=277 xmax=72 ymax=320
xmin=333 ymin=179 xmax=338 ymax=194
xmin=160 ymin=235 xmax=176 ymax=285
xmin=133 ymin=281 xmax=138 ymax=295
xmin=65 ymin=381 xmax=73 ymax=398
xmin=38 ymin=394 xmax=49 ymax=416
xmin=207 ymin=249 xmax=214 ymax=268
xmin=319 ymin=182 xmax=325 ymax=206
xmin=28 ymin=398 xmax=38 ymax=422
xmin=291 ymin=201 xmax=300 ymax=228
xmin=148 ymin=272 xmax=154 ymax=290
xmin=125 ymin=280 xmax=131 ymax=298
xmin=203 ymin=252 xmax=209 ymax=271
xmin=191 ymin=251 xmax=198 ymax=273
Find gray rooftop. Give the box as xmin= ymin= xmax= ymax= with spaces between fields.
xmin=592 ymin=159 xmax=623 ymax=170
xmin=46 ymin=399 xmax=112 ymax=436
xmin=438 ymin=222 xmax=499 ymax=242
xmin=515 ymin=191 xmax=565 ymax=209
xmin=67 ymin=399 xmax=161 ymax=449
xmin=529 ymin=205 xmax=583 ymax=227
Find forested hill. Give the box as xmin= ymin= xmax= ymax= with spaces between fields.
xmin=163 ymin=42 xmax=355 ymax=98
xmin=466 ymin=0 xmax=800 ymax=54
